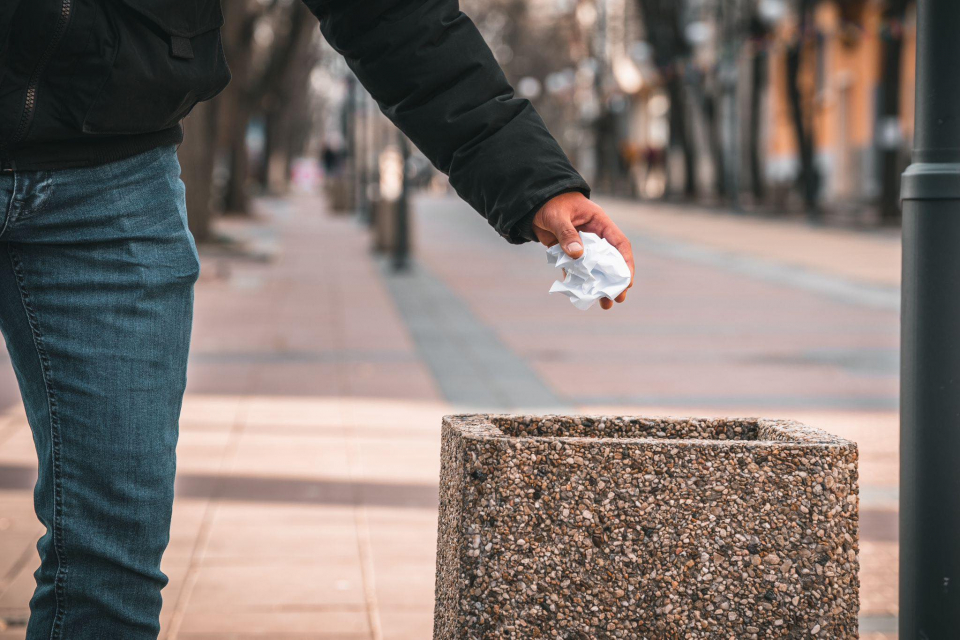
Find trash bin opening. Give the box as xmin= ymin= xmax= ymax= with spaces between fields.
xmin=490 ymin=415 xmax=760 ymax=440
xmin=447 ymin=415 xmax=849 ymax=446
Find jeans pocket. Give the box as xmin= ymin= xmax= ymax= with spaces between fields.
xmin=0 ymin=173 xmax=15 ymax=236
xmin=11 ymin=172 xmax=55 ymax=222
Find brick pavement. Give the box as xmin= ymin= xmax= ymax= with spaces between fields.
xmin=0 ymin=191 xmax=899 ymax=638
xmin=598 ymin=199 xmax=901 ymax=288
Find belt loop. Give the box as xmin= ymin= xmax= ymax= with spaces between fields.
xmin=170 ymin=36 xmax=194 ymax=60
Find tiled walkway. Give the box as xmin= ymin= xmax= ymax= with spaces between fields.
xmin=0 ymin=192 xmax=899 ymax=638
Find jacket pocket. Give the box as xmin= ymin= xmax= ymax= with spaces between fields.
xmin=82 ymin=0 xmax=231 ymax=135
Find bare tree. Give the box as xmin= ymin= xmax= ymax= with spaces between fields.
xmin=784 ymin=0 xmax=820 ymax=214
xmin=178 ymin=0 xmax=320 ymax=240
xmin=636 ymin=0 xmax=698 ymax=198
xmin=248 ymin=4 xmax=317 ymax=194
xmin=220 ymin=1 xmax=316 ymax=214
xmin=217 ymin=0 xmax=264 ymax=215
xmin=747 ymin=3 xmax=772 ymax=202
xmin=877 ymin=0 xmax=911 ymax=223
xmin=179 ymin=100 xmax=219 ymax=243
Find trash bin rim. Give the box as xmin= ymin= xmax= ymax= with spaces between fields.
xmin=442 ymin=413 xmax=855 ymax=448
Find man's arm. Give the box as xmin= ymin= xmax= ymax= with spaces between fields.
xmin=303 ymin=0 xmax=633 ymax=307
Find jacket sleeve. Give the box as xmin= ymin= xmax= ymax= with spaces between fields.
xmin=302 ymin=0 xmax=590 ymax=243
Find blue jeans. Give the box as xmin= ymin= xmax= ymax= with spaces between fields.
xmin=0 ymin=146 xmax=198 ymax=638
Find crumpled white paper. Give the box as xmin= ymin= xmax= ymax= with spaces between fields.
xmin=547 ymin=232 xmax=631 ymax=310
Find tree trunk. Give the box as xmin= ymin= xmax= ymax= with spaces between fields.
xmin=178 ymin=100 xmax=219 ymax=243
xmin=635 ymin=0 xmax=697 ymax=198
xmin=749 ymin=46 xmax=767 ymax=202
xmin=256 ymin=111 xmax=274 ymax=190
xmin=784 ymin=2 xmax=820 ymax=215
xmin=216 ymin=1 xmax=258 ymax=216
xmin=702 ymin=92 xmax=726 ymax=198
xmin=222 ymin=128 xmax=250 ymax=214
xmin=668 ymin=73 xmax=697 ymax=198
xmin=878 ymin=0 xmax=909 ymax=223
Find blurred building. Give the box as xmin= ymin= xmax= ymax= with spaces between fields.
xmin=767 ymin=0 xmax=916 ymax=207
xmin=323 ymin=0 xmax=917 ymax=223
xmin=562 ymin=0 xmax=917 ymax=219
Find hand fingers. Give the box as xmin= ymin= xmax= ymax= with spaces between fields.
xmin=603 ymin=228 xmax=634 ymax=304
xmin=549 ymin=216 xmax=584 ymax=258
xmin=533 ymin=226 xmax=558 ymax=247
xmin=535 ymin=197 xmax=634 ymax=310
xmin=600 ymin=225 xmax=635 ymax=286
xmin=575 ymin=216 xmax=635 ymax=288
xmin=578 ymin=221 xmax=633 ymax=305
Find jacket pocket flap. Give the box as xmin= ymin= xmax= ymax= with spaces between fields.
xmin=115 ymin=0 xmax=223 ymax=38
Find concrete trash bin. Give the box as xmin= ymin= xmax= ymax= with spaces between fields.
xmin=434 ymin=415 xmax=859 ymax=639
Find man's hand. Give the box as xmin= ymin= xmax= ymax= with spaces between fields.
xmin=532 ymin=192 xmax=635 ymax=310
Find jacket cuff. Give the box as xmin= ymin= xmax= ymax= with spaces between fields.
xmin=501 ymin=179 xmax=592 ymax=245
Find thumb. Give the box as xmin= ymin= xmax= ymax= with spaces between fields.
xmin=553 ymin=219 xmax=584 ymax=258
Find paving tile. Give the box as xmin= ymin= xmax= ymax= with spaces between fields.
xmin=0 ymin=491 xmax=41 ymax=534
xmin=364 ymin=509 xmax=438 ymax=568
xmin=175 ymin=431 xmax=234 ymax=475
xmin=0 ymin=533 xmax=39 ymax=588
xmin=338 ymin=399 xmax=447 ymax=433
xmin=245 ymin=364 xmax=346 ymax=398
xmin=0 ymin=430 xmax=34 ymax=466
xmin=176 ymin=610 xmax=370 ymax=637
xmin=378 ymin=608 xmax=434 ymax=640
xmin=178 ymin=396 xmax=246 ymax=430
xmin=183 ymin=561 xmax=367 ymax=612
xmin=166 ymin=499 xmax=210 ymax=561
xmin=860 ymin=541 xmax=899 ymax=617
xmin=599 ymin=198 xmax=901 ymax=288
xmin=186 ymin=363 xmax=259 ymax=396
xmin=201 ymin=521 xmax=360 ymax=564
xmin=211 ymin=503 xmax=356 ymax=529
xmin=243 ymin=397 xmax=350 ymax=431
xmin=370 ymin=561 xmax=437 ymax=609
xmin=160 ymin=557 xmax=193 ymax=632
xmin=0 ymin=371 xmax=24 ymax=413
xmin=228 ymin=434 xmax=351 ymax=480
xmin=0 ymin=561 xmax=35 ymax=620
xmin=352 ymin=439 xmax=440 ymax=485
xmin=342 ymin=363 xmax=440 ymax=403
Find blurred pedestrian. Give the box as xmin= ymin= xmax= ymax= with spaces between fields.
xmin=0 ymin=2 xmax=634 ymax=637
xmin=320 ymin=139 xmax=345 ymax=178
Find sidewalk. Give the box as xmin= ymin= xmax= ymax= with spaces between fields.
xmin=0 ymin=195 xmax=446 ymax=638
xmin=600 ymin=198 xmax=901 ymax=288
xmin=0 ymin=191 xmax=899 ymax=638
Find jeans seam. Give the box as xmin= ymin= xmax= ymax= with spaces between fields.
xmin=7 ymin=245 xmax=68 ymax=639
xmin=0 ymin=172 xmax=18 ymax=238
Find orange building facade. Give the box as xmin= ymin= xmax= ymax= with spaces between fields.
xmin=766 ymin=0 xmax=916 ymax=203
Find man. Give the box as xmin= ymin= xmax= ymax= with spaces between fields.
xmin=0 ymin=0 xmax=634 ymax=637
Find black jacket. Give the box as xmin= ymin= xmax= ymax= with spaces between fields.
xmin=0 ymin=0 xmax=589 ymax=242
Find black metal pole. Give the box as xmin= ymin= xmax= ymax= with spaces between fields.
xmin=344 ymin=75 xmax=357 ymax=212
xmin=357 ymin=89 xmax=370 ymax=224
xmin=899 ymin=0 xmax=960 ymax=636
xmin=392 ymin=136 xmax=410 ymax=272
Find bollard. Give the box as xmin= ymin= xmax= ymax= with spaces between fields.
xmin=392 ymin=136 xmax=411 ymax=272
